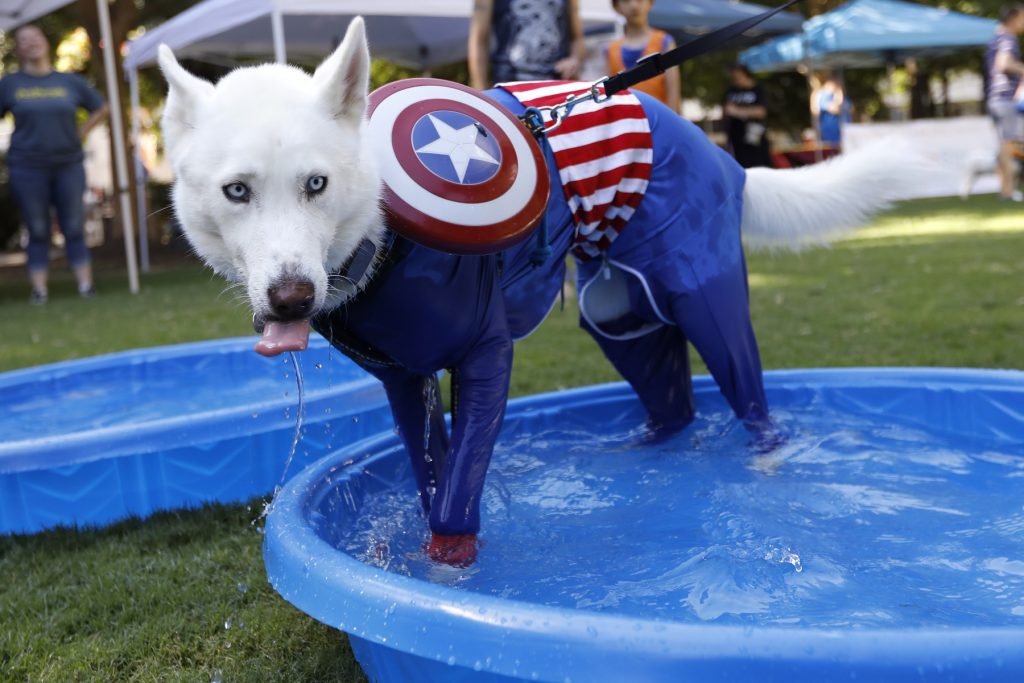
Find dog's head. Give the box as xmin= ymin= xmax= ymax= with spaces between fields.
xmin=159 ymin=18 xmax=382 ymax=355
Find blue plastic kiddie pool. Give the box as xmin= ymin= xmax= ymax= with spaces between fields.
xmin=0 ymin=337 xmax=390 ymax=534
xmin=265 ymin=368 xmax=1024 ymax=682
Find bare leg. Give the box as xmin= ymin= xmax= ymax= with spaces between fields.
xmin=998 ymin=140 xmax=1020 ymax=199
xmin=29 ymin=269 xmax=48 ymax=297
xmin=73 ymin=262 xmax=94 ymax=295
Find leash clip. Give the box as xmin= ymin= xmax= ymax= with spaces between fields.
xmin=519 ymin=78 xmax=612 ymax=136
xmin=589 ymin=77 xmax=611 ymax=104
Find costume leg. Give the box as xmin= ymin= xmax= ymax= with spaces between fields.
xmin=377 ymin=370 xmax=448 ymax=515
xmin=667 ymin=252 xmax=769 ymax=425
xmin=579 ymin=317 xmax=695 ymax=434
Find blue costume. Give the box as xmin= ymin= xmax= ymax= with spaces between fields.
xmin=312 ymin=88 xmax=767 ymax=546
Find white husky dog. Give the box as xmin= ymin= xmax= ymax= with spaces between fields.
xmin=160 ymin=18 xmax=919 ymax=565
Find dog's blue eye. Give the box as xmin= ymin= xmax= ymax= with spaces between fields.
xmin=306 ymin=175 xmax=328 ymax=195
xmin=222 ymin=182 xmax=251 ymax=203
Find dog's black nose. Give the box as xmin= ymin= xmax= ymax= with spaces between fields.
xmin=267 ymin=278 xmax=315 ymax=320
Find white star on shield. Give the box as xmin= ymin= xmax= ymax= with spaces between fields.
xmin=415 ymin=114 xmax=500 ymax=183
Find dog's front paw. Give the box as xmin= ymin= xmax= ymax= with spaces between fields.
xmin=425 ymin=533 xmax=478 ymax=567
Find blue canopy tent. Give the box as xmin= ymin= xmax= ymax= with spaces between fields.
xmin=739 ymin=0 xmax=999 ymax=72
xmin=651 ymin=0 xmax=804 ymax=38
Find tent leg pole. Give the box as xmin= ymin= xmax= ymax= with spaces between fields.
xmin=97 ymin=0 xmax=139 ymax=294
xmin=129 ymin=68 xmax=149 ymax=274
xmin=271 ymin=8 xmax=286 ymax=64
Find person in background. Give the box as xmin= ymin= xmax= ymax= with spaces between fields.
xmin=0 ymin=24 xmax=108 ymax=304
xmin=814 ymin=73 xmax=850 ymax=148
xmin=723 ymin=64 xmax=772 ymax=168
xmin=606 ymin=0 xmax=680 ymax=112
xmin=986 ymin=4 xmax=1024 ymax=202
xmin=469 ymin=0 xmax=586 ymax=89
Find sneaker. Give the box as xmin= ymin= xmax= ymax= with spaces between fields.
xmin=999 ymin=190 xmax=1023 ymax=202
xmin=29 ymin=289 xmax=48 ymax=305
xmin=79 ymin=285 xmax=96 ymax=298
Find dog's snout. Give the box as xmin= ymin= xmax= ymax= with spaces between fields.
xmin=268 ymin=278 xmax=315 ymax=320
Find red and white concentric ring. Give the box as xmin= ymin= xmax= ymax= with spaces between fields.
xmin=368 ymin=79 xmax=549 ymax=254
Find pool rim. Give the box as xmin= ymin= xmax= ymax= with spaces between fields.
xmin=264 ymin=367 xmax=1024 ymax=677
xmin=0 ymin=336 xmax=381 ymax=474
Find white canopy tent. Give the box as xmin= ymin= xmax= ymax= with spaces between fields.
xmin=0 ymin=0 xmax=139 ymax=293
xmin=122 ymin=0 xmax=621 ymax=268
xmin=123 ymin=0 xmax=620 ymax=72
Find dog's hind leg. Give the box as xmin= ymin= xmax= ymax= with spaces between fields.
xmin=580 ymin=318 xmax=696 ymax=435
xmin=666 ymin=258 xmax=769 ymax=426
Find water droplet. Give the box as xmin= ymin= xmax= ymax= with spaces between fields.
xmin=224 ymin=617 xmax=232 ymax=630
xmin=447 ymin=655 xmax=457 ymax=666
xmin=211 ymin=670 xmax=223 ymax=683
xmin=225 ymin=641 xmax=232 ymax=649
xmin=473 ymin=660 xmax=483 ymax=671
xmin=237 ymin=582 xmax=248 ymax=594
xmin=352 ymin=415 xmax=359 ymax=423
xmin=315 ymin=362 xmax=323 ymax=369
xmin=424 ymin=454 xmax=433 ymax=463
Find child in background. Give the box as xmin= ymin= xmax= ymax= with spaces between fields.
xmin=607 ymin=0 xmax=681 ymax=113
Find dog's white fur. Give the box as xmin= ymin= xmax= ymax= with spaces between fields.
xmin=159 ymin=18 xmax=384 ymax=320
xmin=160 ymin=18 xmax=919 ymax=323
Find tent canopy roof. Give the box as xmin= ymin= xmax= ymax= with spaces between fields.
xmin=125 ymin=0 xmax=804 ymax=72
xmin=124 ymin=0 xmax=618 ymax=71
xmin=739 ymin=0 xmax=999 ymax=72
xmin=0 ymin=0 xmax=76 ymax=30
xmin=651 ymin=0 xmax=803 ymax=38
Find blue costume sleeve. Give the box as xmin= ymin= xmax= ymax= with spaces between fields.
xmin=377 ymin=369 xmax=449 ymax=515
xmin=430 ymin=297 xmax=513 ymax=535
xmin=312 ymin=241 xmax=514 ymax=538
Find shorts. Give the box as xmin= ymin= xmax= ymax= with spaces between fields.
xmin=988 ymin=99 xmax=1024 ymax=142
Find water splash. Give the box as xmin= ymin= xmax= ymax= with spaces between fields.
xmin=252 ymin=352 xmax=306 ymax=530
xmin=277 ymin=351 xmax=306 ymax=488
xmin=423 ymin=375 xmax=438 ymax=456
xmin=321 ymin=401 xmax=1024 ymax=628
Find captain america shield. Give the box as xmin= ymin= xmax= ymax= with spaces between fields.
xmin=368 ymin=78 xmax=549 ymax=254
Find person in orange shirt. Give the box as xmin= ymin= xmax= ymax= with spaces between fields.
xmin=606 ymin=0 xmax=681 ymax=113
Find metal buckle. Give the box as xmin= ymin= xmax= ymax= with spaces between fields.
xmin=518 ymin=78 xmax=612 ymax=136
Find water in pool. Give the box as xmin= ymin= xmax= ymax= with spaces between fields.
xmin=315 ymin=398 xmax=1024 ymax=630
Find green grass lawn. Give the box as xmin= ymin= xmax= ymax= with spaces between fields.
xmin=1 ymin=195 xmax=1022 ymax=681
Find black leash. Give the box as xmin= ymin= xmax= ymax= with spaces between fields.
xmin=603 ymin=0 xmax=803 ymax=98
xmin=519 ymin=0 xmax=802 ymax=137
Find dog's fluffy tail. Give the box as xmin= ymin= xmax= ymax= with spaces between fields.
xmin=740 ymin=141 xmax=927 ymax=251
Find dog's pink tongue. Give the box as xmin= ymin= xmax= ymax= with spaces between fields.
xmin=254 ymin=320 xmax=310 ymax=357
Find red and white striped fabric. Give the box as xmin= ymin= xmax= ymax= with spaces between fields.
xmin=498 ymin=81 xmax=653 ymax=261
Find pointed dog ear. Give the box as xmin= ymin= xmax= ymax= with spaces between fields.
xmin=158 ymin=44 xmax=214 ymax=159
xmin=313 ymin=16 xmax=370 ymax=121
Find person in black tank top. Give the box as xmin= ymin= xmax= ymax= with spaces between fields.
xmin=469 ymin=0 xmax=586 ymax=88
